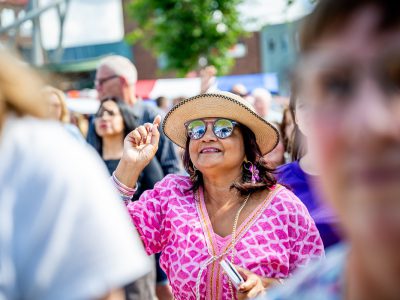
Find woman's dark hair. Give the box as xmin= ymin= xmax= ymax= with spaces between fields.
xmin=91 ymin=97 xmax=138 ymax=156
xmin=183 ymin=124 xmax=277 ymax=196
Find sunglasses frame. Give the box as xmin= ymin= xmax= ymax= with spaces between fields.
xmin=95 ymin=108 xmax=121 ymax=118
xmin=184 ymin=118 xmax=238 ymax=140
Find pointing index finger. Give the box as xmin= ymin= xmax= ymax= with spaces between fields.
xmin=153 ymin=115 xmax=161 ymax=127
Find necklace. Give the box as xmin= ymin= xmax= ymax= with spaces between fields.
xmin=228 ymin=192 xmax=251 ymax=299
xmin=195 ymin=191 xmax=251 ymax=300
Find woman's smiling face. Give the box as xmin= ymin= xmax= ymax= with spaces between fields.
xmin=188 ymin=118 xmax=245 ymax=174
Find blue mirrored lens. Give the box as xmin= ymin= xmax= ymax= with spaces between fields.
xmin=187 ymin=120 xmax=206 ymax=139
xmin=214 ymin=119 xmax=234 ymax=138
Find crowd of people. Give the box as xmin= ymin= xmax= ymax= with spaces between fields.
xmin=1 ymin=0 xmax=400 ymax=299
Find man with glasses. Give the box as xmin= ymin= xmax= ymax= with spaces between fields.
xmin=91 ymin=55 xmax=180 ymax=191
xmin=88 ymin=55 xmax=179 ymax=300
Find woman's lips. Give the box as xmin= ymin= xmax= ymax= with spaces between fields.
xmin=200 ymin=147 xmax=221 ymax=153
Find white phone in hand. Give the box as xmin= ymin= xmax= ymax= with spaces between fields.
xmin=220 ymin=259 xmax=245 ymax=289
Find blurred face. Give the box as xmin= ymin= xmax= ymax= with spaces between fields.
xmin=253 ymin=97 xmax=269 ymax=117
xmin=94 ymin=100 xmax=124 ymax=137
xmin=95 ymin=66 xmax=123 ymax=100
xmin=188 ymin=118 xmax=245 ymax=175
xmin=299 ymin=7 xmax=400 ymax=262
xmin=47 ymin=93 xmax=62 ymax=121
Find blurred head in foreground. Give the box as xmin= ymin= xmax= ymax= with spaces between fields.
xmin=296 ymin=0 xmax=400 ymax=296
xmin=0 ymin=49 xmax=150 ymax=300
xmin=0 ymin=50 xmax=46 ymax=129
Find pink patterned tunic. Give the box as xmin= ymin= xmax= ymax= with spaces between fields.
xmin=127 ymin=174 xmax=324 ymax=300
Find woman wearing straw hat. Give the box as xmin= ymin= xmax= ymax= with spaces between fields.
xmin=112 ymin=92 xmax=324 ymax=300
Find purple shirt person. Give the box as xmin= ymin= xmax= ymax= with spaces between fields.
xmin=276 ymin=160 xmax=340 ymax=248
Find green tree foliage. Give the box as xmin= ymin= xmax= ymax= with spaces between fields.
xmin=126 ymin=0 xmax=245 ymax=76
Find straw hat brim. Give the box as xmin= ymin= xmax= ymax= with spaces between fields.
xmin=162 ymin=93 xmax=279 ymax=155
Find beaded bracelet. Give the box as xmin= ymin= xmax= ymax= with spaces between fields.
xmin=111 ymin=171 xmax=138 ymax=202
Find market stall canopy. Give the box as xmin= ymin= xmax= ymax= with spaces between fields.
xmin=136 ymin=73 xmax=278 ymax=100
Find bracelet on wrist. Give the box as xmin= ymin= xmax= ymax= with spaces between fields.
xmin=111 ymin=171 xmax=138 ymax=201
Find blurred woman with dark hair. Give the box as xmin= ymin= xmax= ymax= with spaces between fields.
xmin=110 ymin=92 xmax=324 ymax=300
xmin=91 ymin=97 xmax=164 ymax=198
xmin=275 ymin=90 xmax=341 ymax=249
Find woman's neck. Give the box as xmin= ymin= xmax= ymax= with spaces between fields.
xmin=102 ymin=134 xmax=124 ymax=160
xmin=299 ymin=152 xmax=319 ymax=176
xmin=202 ymin=169 xmax=242 ymax=208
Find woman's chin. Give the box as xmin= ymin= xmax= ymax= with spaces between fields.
xmin=98 ymin=130 xmax=117 ymax=137
xmin=197 ymin=164 xmax=220 ymax=172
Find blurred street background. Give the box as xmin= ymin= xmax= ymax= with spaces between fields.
xmin=0 ymin=0 xmax=313 ymax=117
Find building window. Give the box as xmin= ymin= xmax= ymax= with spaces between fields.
xmin=267 ymin=38 xmax=275 ymax=52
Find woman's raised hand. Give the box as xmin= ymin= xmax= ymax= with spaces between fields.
xmin=123 ymin=115 xmax=161 ymax=170
xmin=114 ymin=115 xmax=162 ymax=188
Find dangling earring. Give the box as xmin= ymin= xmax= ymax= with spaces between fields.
xmin=244 ymin=161 xmax=260 ymax=184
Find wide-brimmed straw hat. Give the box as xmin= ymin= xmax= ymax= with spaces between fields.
xmin=162 ymin=91 xmax=279 ymax=155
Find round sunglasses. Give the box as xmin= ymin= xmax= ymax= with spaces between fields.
xmin=185 ymin=118 xmax=238 ymax=140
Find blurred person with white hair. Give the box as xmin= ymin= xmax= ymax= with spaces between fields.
xmin=252 ymin=88 xmax=272 ymax=119
xmin=90 ymin=55 xmax=179 ymax=300
xmin=0 ymin=50 xmax=151 ymax=300
xmin=230 ymin=83 xmax=248 ymax=97
xmin=95 ymin=55 xmax=138 ymax=105
xmin=252 ymin=88 xmax=283 ymax=124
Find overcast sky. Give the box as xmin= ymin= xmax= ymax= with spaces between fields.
xmin=2 ymin=0 xmax=313 ymax=49
xmin=239 ymin=0 xmax=313 ymax=30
